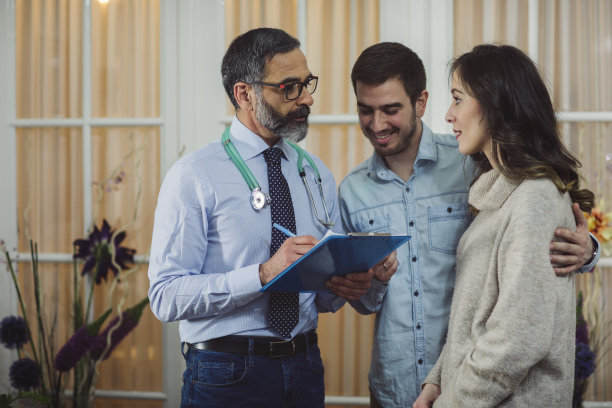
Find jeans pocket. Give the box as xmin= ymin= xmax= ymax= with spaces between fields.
xmin=307 ymin=345 xmax=325 ymax=375
xmin=193 ymin=350 xmax=247 ymax=387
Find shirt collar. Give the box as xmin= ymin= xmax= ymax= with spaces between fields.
xmin=228 ymin=116 xmax=297 ymax=163
xmin=366 ymin=122 xmax=437 ymax=179
xmin=469 ymin=168 xmax=521 ymax=211
xmin=416 ymin=123 xmax=436 ymax=162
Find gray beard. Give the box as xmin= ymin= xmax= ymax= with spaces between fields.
xmin=255 ymin=96 xmax=309 ymax=143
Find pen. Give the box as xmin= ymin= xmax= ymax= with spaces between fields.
xmin=273 ymin=223 xmax=296 ymax=238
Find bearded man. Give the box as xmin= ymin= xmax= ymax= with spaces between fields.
xmin=147 ymin=28 xmax=393 ymax=408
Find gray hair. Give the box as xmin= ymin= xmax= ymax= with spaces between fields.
xmin=221 ymin=28 xmax=301 ymax=109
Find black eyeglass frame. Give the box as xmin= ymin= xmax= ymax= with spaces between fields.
xmin=249 ymin=75 xmax=318 ymax=101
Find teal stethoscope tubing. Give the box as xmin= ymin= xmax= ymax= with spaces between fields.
xmin=221 ymin=126 xmax=333 ymax=228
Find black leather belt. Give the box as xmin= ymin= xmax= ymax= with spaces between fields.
xmin=188 ymin=330 xmax=317 ymax=359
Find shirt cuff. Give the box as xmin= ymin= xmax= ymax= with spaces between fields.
xmin=225 ymin=264 xmax=264 ymax=304
xmin=315 ymin=292 xmax=346 ymax=313
xmin=350 ymin=279 xmax=388 ymax=313
xmin=577 ymin=233 xmax=601 ymax=274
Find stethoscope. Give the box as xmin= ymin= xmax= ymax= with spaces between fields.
xmin=222 ymin=126 xmax=334 ymax=229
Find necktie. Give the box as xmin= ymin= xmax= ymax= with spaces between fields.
xmin=263 ymin=147 xmax=299 ymax=339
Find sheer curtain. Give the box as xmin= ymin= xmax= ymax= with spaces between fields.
xmin=10 ymin=0 xmax=611 ymax=404
xmin=14 ymin=0 xmax=163 ymax=406
xmin=454 ymin=0 xmax=612 ymax=401
xmin=223 ymin=0 xmax=378 ymax=402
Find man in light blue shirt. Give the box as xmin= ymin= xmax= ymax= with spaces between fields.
xmin=147 ymin=28 xmax=392 ymax=408
xmin=334 ymin=42 xmax=599 ymax=408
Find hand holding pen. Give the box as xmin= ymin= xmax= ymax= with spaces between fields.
xmin=272 ymin=223 xmax=380 ymax=301
xmin=258 ymin=224 xmax=317 ymax=286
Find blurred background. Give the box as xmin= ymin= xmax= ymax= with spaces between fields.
xmin=0 ymin=1 xmax=610 ymax=407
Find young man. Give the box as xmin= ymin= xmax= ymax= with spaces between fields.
xmin=147 ymin=28 xmax=393 ymax=408
xmin=333 ymin=42 xmax=599 ymax=408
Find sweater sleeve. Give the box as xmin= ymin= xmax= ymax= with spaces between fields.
xmin=424 ymin=343 xmax=444 ymax=387
xmin=434 ymin=185 xmax=573 ymax=407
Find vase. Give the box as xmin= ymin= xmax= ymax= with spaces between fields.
xmin=572 ymin=381 xmax=587 ymax=408
xmin=72 ymin=390 xmax=95 ymax=408
xmin=15 ymin=398 xmax=46 ymax=408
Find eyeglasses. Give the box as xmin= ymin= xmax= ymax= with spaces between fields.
xmin=250 ymin=76 xmax=318 ymax=101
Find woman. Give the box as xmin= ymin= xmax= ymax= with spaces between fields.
xmin=414 ymin=44 xmax=595 ymax=407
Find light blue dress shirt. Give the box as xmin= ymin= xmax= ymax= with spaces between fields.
xmin=148 ymin=117 xmax=346 ymax=343
xmin=338 ymin=124 xmax=474 ymax=407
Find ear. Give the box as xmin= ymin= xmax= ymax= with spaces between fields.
xmin=414 ymin=90 xmax=429 ymax=119
xmin=233 ymin=82 xmax=254 ymax=111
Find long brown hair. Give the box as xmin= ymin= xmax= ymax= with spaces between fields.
xmin=450 ymin=44 xmax=594 ymax=212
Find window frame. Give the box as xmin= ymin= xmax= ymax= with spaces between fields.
xmin=2 ymin=0 xmax=610 ymax=405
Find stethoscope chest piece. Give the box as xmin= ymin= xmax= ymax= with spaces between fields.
xmin=222 ymin=126 xmax=332 ymax=227
xmin=251 ymin=188 xmax=271 ymax=210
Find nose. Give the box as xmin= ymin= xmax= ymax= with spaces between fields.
xmin=370 ymin=111 xmax=386 ymax=132
xmin=445 ymin=104 xmax=455 ymax=123
xmin=297 ymin=87 xmax=314 ymax=106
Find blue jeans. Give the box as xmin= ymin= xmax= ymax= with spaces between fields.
xmin=180 ymin=339 xmax=325 ymax=408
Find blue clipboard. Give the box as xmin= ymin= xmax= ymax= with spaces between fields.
xmin=261 ymin=234 xmax=411 ymax=293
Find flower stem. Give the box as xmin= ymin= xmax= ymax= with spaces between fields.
xmin=30 ymin=240 xmax=56 ymax=396
xmin=84 ymin=263 xmax=97 ymax=325
xmin=73 ymin=245 xmax=84 ymax=331
xmin=4 ymin=249 xmax=45 ymax=394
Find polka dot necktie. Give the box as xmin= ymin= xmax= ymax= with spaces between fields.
xmin=263 ymin=147 xmax=299 ymax=339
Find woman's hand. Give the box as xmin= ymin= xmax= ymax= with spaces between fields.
xmin=413 ymin=383 xmax=441 ymax=408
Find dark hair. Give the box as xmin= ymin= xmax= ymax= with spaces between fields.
xmin=450 ymin=44 xmax=594 ymax=212
xmin=221 ymin=28 xmax=301 ymax=109
xmin=351 ymin=42 xmax=426 ymax=106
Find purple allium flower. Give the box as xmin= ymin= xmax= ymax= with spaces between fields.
xmin=575 ymin=342 xmax=596 ymax=380
xmin=54 ymin=309 xmax=112 ymax=372
xmin=91 ymin=298 xmax=149 ymax=361
xmin=73 ymin=219 xmax=136 ymax=284
xmin=0 ymin=316 xmax=29 ymax=349
xmin=9 ymin=358 xmax=40 ymax=390
xmin=576 ymin=312 xmax=589 ymax=345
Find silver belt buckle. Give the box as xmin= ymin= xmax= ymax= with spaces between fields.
xmin=269 ymin=339 xmax=296 ymax=358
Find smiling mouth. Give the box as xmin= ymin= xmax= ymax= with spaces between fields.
xmin=370 ymin=129 xmax=396 ymax=141
xmin=454 ymin=130 xmax=462 ymax=139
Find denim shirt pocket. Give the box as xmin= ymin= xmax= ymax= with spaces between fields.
xmin=427 ymin=203 xmax=470 ymax=254
xmin=349 ymin=208 xmax=391 ymax=234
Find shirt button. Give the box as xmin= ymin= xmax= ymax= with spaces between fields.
xmin=409 ymin=221 xmax=414 ymax=227
xmin=412 ymin=256 xmax=417 ymax=262
xmin=447 ymin=207 xmax=452 ymax=213
xmin=416 ymin=324 xmax=421 ymax=330
xmin=414 ymin=291 xmax=419 ymax=296
xmin=418 ymin=359 xmax=423 ymax=364
xmin=369 ymin=219 xmax=374 ymax=225
xmin=405 ymin=187 xmax=410 ymax=192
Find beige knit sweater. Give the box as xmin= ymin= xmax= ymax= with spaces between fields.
xmin=425 ymin=169 xmax=576 ymax=407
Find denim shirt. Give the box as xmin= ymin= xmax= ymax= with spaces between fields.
xmin=338 ymin=124 xmax=475 ymax=407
